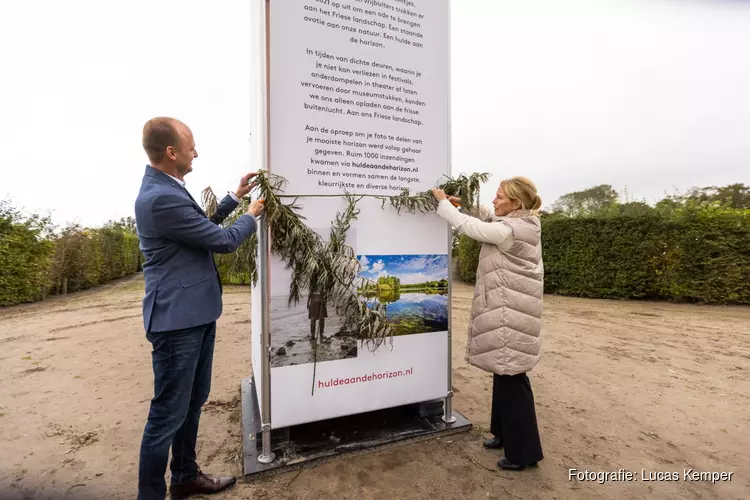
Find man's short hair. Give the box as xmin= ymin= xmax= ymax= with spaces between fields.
xmin=142 ymin=117 xmax=181 ymax=164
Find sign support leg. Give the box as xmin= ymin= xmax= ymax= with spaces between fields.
xmin=443 ymin=31 xmax=456 ymax=422
xmin=443 ymin=393 xmax=456 ymax=424
xmin=443 ymin=226 xmax=456 ymax=424
xmin=257 ymin=215 xmax=276 ymax=464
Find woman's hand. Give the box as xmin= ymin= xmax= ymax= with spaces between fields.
xmin=431 ymin=188 xmax=447 ymax=201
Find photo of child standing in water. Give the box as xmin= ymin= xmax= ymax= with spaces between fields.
xmin=307 ymin=291 xmax=327 ymax=342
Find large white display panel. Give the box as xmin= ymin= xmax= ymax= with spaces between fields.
xmin=249 ymin=0 xmax=269 ymax=421
xmin=253 ymin=0 xmax=451 ymax=430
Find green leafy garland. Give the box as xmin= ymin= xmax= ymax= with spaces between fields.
xmin=201 ymin=171 xmax=490 ymax=351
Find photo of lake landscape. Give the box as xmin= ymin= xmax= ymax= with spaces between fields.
xmin=357 ymin=254 xmax=449 ymax=336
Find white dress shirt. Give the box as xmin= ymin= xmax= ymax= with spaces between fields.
xmin=166 ymin=173 xmax=241 ymax=204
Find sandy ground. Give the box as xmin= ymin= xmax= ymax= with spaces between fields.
xmin=1 ymin=273 xmax=749 ymax=500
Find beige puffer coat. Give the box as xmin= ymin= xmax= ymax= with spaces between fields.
xmin=437 ymin=200 xmax=544 ymax=376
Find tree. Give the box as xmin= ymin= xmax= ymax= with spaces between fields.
xmin=616 ymin=201 xmax=655 ymax=217
xmin=551 ymin=184 xmax=619 ymax=217
xmin=377 ymin=276 xmax=401 ymax=291
xmin=118 ymin=216 xmax=138 ymax=233
xmin=451 ymin=228 xmax=460 ymax=255
xmin=654 ymin=183 xmax=750 ymax=216
xmin=683 ymin=183 xmax=750 ymax=209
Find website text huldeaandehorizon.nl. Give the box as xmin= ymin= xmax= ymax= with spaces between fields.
xmin=317 ymin=367 xmax=413 ymax=389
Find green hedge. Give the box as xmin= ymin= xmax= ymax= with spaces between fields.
xmin=650 ymin=205 xmax=750 ymax=303
xmin=48 ymin=224 xmax=141 ymax=295
xmin=1 ymin=201 xmax=141 ymax=307
xmin=457 ymin=234 xmax=482 ymax=284
xmin=455 ymin=205 xmax=750 ymax=304
xmin=0 ymin=202 xmax=55 ymax=306
xmin=215 ymin=249 xmax=254 ymax=285
xmin=5 ymin=197 xmax=748 ymax=306
xmin=541 ymin=215 xmax=664 ymax=300
xmin=213 ymin=200 xmax=255 ymax=286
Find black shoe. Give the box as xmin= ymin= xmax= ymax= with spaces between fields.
xmin=497 ymin=458 xmax=538 ymax=471
xmin=169 ymin=469 xmax=237 ymax=499
xmin=482 ymin=436 xmax=503 ymax=449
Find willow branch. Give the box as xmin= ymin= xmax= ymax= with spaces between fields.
xmin=201 ymin=169 xmax=489 ymax=348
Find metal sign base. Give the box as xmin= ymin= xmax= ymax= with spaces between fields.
xmin=241 ymin=376 xmax=472 ymax=479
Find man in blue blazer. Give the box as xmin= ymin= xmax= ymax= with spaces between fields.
xmin=135 ymin=117 xmax=264 ymax=500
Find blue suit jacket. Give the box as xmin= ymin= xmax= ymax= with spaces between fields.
xmin=134 ymin=165 xmax=257 ymax=333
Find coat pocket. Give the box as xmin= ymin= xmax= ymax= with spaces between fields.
xmin=181 ymin=273 xmax=213 ymax=288
xmin=471 ymin=284 xmax=487 ymax=315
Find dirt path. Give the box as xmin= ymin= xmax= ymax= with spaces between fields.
xmin=1 ymin=274 xmax=748 ymax=499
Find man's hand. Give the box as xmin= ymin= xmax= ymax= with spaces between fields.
xmin=234 ymin=172 xmax=260 ymax=199
xmin=248 ymin=198 xmax=265 ymax=217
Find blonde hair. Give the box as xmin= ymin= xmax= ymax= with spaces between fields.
xmin=500 ymin=176 xmax=542 ymax=213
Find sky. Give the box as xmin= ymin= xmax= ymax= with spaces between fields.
xmin=1 ymin=0 xmax=748 ymax=227
xmin=358 ymin=255 xmax=449 ymax=284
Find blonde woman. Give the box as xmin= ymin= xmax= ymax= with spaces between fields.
xmin=432 ymin=176 xmax=544 ymax=471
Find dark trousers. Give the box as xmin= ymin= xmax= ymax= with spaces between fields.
xmin=490 ymin=373 xmax=544 ymax=465
xmin=310 ymin=318 xmax=325 ymax=339
xmin=138 ymin=322 xmax=216 ymax=500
